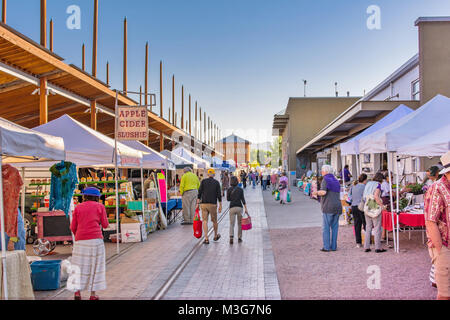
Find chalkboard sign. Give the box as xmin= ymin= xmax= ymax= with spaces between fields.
xmin=43 ymin=216 xmax=72 ymax=237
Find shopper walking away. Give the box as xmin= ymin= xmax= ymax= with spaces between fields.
xmin=262 ymin=169 xmax=269 ymax=191
xmin=222 ymin=171 xmax=230 ymax=197
xmin=424 ymin=151 xmax=450 ymax=300
xmin=69 ymin=187 xmax=108 ymax=300
xmin=227 ymin=176 xmax=248 ymax=244
xmin=270 ymin=171 xmax=278 ymax=191
xmin=362 ymin=173 xmax=386 ymax=253
xmin=279 ymin=172 xmax=289 ymax=205
xmin=180 ymin=167 xmax=200 ymax=225
xmin=197 ymin=168 xmax=222 ymax=244
xmin=313 ymin=165 xmax=342 ymax=252
xmin=349 ymin=174 xmax=368 ymax=248
xmin=240 ymin=170 xmax=247 ymax=189
xmin=250 ymin=171 xmax=256 ymax=189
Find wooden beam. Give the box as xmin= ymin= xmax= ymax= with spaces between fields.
xmin=92 ymin=0 xmax=98 ymax=77
xmin=145 ymin=42 xmax=148 ymax=108
xmin=40 ymin=0 xmax=46 ymax=47
xmin=347 ymin=117 xmax=378 ymax=124
xmin=123 ymin=17 xmax=127 ymax=95
xmin=39 ymin=77 xmax=48 ymax=125
xmin=181 ymin=85 xmax=184 ymax=129
xmin=2 ymin=0 xmax=6 ymax=24
xmin=90 ymin=100 xmax=97 ymax=130
xmin=49 ymin=19 xmax=53 ymax=52
xmin=172 ymin=75 xmax=175 ymax=125
xmin=160 ymin=60 xmax=163 ymax=118
xmin=106 ymin=61 xmax=109 ymax=86
xmin=82 ymin=43 xmax=85 ymax=71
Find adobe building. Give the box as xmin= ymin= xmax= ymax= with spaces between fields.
xmin=215 ymin=134 xmax=251 ymax=165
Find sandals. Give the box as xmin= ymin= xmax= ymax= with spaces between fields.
xmin=214 ymin=234 xmax=221 ymax=241
xmin=204 ymin=239 xmax=209 ymax=245
xmin=74 ymin=291 xmax=82 ymax=300
xmin=89 ymin=295 xmax=100 ymax=300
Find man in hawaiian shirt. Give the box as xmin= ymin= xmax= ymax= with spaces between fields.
xmin=424 ymin=151 xmax=450 ymax=300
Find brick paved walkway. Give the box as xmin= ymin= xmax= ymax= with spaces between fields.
xmin=163 ymin=187 xmax=280 ymax=300
xmin=46 ymin=187 xmax=280 ymax=300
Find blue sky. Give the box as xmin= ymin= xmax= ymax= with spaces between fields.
xmin=5 ymin=0 xmax=450 ymax=143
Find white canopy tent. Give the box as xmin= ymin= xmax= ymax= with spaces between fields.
xmin=172 ymin=146 xmax=210 ymax=169
xmin=0 ymin=117 xmax=65 ymax=300
xmin=397 ymin=123 xmax=450 ymax=157
xmin=358 ymin=94 xmax=450 ymax=252
xmin=13 ymin=114 xmax=142 ymax=168
xmin=160 ymin=150 xmax=197 ymax=169
xmin=121 ymin=140 xmax=175 ymax=170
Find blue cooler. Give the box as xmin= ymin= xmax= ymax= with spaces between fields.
xmin=30 ymin=260 xmax=62 ymax=291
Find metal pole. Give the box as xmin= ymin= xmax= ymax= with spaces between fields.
xmin=114 ymin=91 xmax=120 ymax=254
xmin=0 ymin=159 xmax=9 ymax=300
xmin=387 ymin=152 xmax=397 ymax=252
xmin=141 ymin=166 xmax=145 ymax=222
xmin=395 ymin=154 xmax=400 ymax=253
xmin=341 ymin=155 xmax=346 ymax=193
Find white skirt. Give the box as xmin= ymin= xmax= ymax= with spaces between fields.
xmin=67 ymin=239 xmax=107 ymax=292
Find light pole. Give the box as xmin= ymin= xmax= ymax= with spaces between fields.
xmin=302 ymin=79 xmax=307 ymax=97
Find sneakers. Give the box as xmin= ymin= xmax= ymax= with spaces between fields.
xmin=356 ymin=244 xmax=362 ymax=248
xmin=365 ymin=249 xmax=371 ymax=252
xmin=375 ymin=249 xmax=387 ymax=253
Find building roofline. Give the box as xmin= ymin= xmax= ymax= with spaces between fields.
xmin=415 ymin=16 xmax=450 ymax=25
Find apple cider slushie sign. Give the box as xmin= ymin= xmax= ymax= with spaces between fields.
xmin=117 ymin=107 xmax=148 ymax=141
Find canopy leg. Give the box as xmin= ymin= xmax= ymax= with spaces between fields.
xmin=387 ymin=152 xmax=397 ymax=253
xmin=0 ymin=159 xmax=9 ymax=300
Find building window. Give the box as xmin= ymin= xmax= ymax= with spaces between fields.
xmin=411 ymin=79 xmax=420 ymax=101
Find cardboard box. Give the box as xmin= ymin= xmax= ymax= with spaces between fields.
xmin=121 ymin=223 xmax=143 ymax=243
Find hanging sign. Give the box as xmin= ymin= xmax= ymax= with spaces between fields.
xmin=117 ymin=106 xmax=148 ymax=141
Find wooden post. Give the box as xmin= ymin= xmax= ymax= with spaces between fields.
xmin=49 ymin=19 xmax=53 ymax=52
xmin=82 ymin=44 xmax=85 ymax=71
xmin=189 ymin=94 xmax=191 ymax=135
xmin=199 ymin=107 xmax=202 ymax=142
xmin=195 ymin=102 xmax=198 ymax=139
xmin=90 ymin=100 xmax=97 ymax=130
xmin=172 ymin=75 xmax=175 ymax=125
xmin=159 ymin=132 xmax=164 ymax=151
xmin=208 ymin=116 xmax=210 ymax=146
xmin=2 ymin=0 xmax=6 ymax=24
xmin=145 ymin=42 xmax=149 ymax=108
xmin=40 ymin=0 xmax=46 ymax=47
xmin=106 ymin=61 xmax=109 ymax=86
xmin=123 ymin=17 xmax=127 ymax=95
xmin=204 ymin=112 xmax=206 ymax=144
xmin=39 ymin=77 xmax=48 ymax=125
xmin=181 ymin=85 xmax=184 ymax=129
xmin=92 ymin=0 xmax=98 ymax=77
xmin=139 ymin=86 xmax=142 ymax=105
xmin=168 ymin=108 xmax=171 ymax=123
xmin=175 ymin=112 xmax=177 ymax=127
xmin=160 ymin=61 xmax=163 ymax=118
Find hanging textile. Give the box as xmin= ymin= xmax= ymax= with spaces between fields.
xmin=0 ymin=209 xmax=25 ymax=250
xmin=49 ymin=161 xmax=78 ymax=216
xmin=1 ymin=164 xmax=23 ymax=238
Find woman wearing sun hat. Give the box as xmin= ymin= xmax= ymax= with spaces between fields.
xmin=69 ymin=187 xmax=109 ymax=300
xmin=424 ymin=151 xmax=450 ymax=300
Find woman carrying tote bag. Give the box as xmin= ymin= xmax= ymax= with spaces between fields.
xmin=362 ymin=173 xmax=387 ymax=253
xmin=227 ymin=176 xmax=249 ymax=244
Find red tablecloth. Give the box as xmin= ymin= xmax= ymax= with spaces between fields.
xmin=382 ymin=211 xmax=425 ymax=231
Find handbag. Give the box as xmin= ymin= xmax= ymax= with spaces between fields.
xmin=275 ymin=191 xmax=280 ymax=201
xmin=364 ymin=195 xmax=382 ymax=218
xmin=242 ymin=213 xmax=252 ymax=231
xmin=287 ymin=190 xmax=292 ymax=203
xmin=193 ymin=208 xmax=202 ymax=239
xmin=358 ymin=199 xmax=365 ymax=212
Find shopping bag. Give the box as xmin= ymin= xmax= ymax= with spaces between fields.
xmin=287 ymin=190 xmax=292 ymax=203
xmin=242 ymin=213 xmax=252 ymax=231
xmin=275 ymin=191 xmax=280 ymax=201
xmin=193 ymin=208 xmax=202 ymax=239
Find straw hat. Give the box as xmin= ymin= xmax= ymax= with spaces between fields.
xmin=439 ymin=151 xmax=450 ymax=175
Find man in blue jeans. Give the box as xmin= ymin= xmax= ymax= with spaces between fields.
xmin=313 ymin=165 xmax=342 ymax=252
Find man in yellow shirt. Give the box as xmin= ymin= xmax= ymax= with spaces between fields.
xmin=180 ymin=167 xmax=200 ymax=225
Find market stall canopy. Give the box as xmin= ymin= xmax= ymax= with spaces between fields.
xmin=172 ymin=147 xmax=210 ymax=169
xmin=359 ymin=94 xmax=450 ymax=154
xmin=397 ymin=123 xmax=450 ymax=157
xmin=121 ymin=140 xmax=175 ymax=170
xmin=0 ymin=117 xmax=65 ymax=163
xmin=340 ymin=105 xmax=413 ymax=156
xmin=13 ymin=114 xmax=142 ymax=168
xmin=160 ymin=150 xmax=197 ymax=170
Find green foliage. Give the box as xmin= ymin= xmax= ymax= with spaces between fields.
xmin=405 ymin=183 xmax=425 ymax=195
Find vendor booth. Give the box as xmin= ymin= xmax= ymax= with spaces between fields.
xmin=171 ymin=146 xmax=210 ymax=169
xmin=358 ymin=94 xmax=450 ymax=252
xmin=0 ymin=117 xmax=65 ymax=300
xmin=13 ymin=115 xmax=146 ymax=256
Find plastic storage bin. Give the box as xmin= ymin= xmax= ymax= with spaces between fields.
xmin=30 ymin=260 xmax=62 ymax=291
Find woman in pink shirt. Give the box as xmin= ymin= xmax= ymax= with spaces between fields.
xmin=69 ymin=187 xmax=108 ymax=300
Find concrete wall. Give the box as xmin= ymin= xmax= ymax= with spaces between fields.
xmin=417 ymin=19 xmax=450 ymax=104
xmin=285 ymin=97 xmax=360 ymax=173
